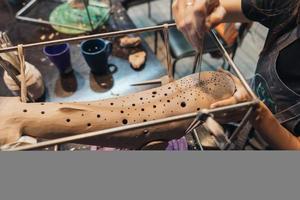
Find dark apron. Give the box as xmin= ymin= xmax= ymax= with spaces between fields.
xmin=234 ymin=25 xmax=300 ymax=150
xmin=254 ymin=25 xmax=300 ymax=135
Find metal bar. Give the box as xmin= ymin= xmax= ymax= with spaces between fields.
xmin=83 ymin=0 xmax=94 ymax=31
xmin=225 ymin=106 xmax=256 ymax=150
xmin=0 ymin=58 xmax=34 ymax=102
xmin=192 ymin=129 xmax=204 ymax=151
xmin=15 ymin=0 xmax=37 ymax=17
xmin=7 ymin=101 xmax=258 ymax=151
xmin=16 ymin=15 xmax=91 ymax=31
xmin=0 ymin=23 xmax=177 ymax=53
xmin=209 ymin=30 xmax=257 ymax=100
xmin=163 ymin=24 xmax=174 ymax=81
xmin=229 ymin=107 xmax=255 ymax=142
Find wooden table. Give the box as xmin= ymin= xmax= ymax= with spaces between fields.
xmin=0 ymin=0 xmax=166 ymax=102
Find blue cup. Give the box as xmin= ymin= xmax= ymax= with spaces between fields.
xmin=81 ymin=39 xmax=115 ymax=75
xmin=43 ymin=43 xmax=73 ymax=74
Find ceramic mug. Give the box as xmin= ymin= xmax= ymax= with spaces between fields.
xmin=43 ymin=43 xmax=73 ymax=74
xmin=81 ymin=39 xmax=116 ymax=75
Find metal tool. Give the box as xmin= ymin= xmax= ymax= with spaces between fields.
xmin=82 ymin=0 xmax=94 ymax=32
xmin=131 ymin=75 xmax=171 ymax=86
xmin=185 ymin=109 xmax=231 ymax=150
xmin=185 ymin=110 xmax=212 ymax=134
xmin=131 ymin=78 xmax=162 ymax=86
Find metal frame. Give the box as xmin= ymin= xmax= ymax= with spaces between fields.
xmin=0 ymin=23 xmax=258 ymax=151
xmin=15 ymin=0 xmax=110 ymax=32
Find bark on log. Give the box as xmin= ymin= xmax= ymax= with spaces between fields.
xmin=0 ymin=71 xmax=236 ymax=148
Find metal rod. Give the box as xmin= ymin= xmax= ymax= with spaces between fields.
xmin=15 ymin=0 xmax=37 ymax=17
xmin=225 ymin=106 xmax=256 ymax=150
xmin=16 ymin=15 xmax=91 ymax=32
xmin=0 ymin=23 xmax=177 ymax=53
xmin=83 ymin=0 xmax=94 ymax=31
xmin=0 ymin=58 xmax=34 ymax=102
xmin=7 ymin=101 xmax=258 ymax=151
xmin=163 ymin=24 xmax=174 ymax=81
xmin=209 ymin=30 xmax=257 ymax=100
xmin=192 ymin=129 xmax=204 ymax=151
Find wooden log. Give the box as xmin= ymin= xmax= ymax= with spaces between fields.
xmin=0 ymin=71 xmax=236 ymax=148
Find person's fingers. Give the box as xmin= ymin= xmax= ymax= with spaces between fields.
xmin=193 ymin=3 xmax=207 ymax=49
xmin=205 ymin=0 xmax=220 ymax=14
xmin=188 ymin=1 xmax=207 ymax=50
xmin=210 ymin=96 xmax=238 ymax=108
xmin=206 ymin=6 xmax=226 ymax=29
xmin=173 ymin=0 xmax=183 ymax=30
xmin=183 ymin=4 xmax=204 ymax=50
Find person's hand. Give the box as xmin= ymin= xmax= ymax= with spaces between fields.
xmin=210 ymin=69 xmax=252 ymax=108
xmin=172 ymin=0 xmax=226 ymax=50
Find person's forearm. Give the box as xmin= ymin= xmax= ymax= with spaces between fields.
xmin=220 ymin=0 xmax=250 ymax=22
xmin=252 ymin=103 xmax=300 ymax=150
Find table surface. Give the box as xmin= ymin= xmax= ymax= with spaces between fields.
xmin=0 ymin=0 xmax=166 ymax=102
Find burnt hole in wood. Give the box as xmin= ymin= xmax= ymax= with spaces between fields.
xmin=81 ymin=114 xmax=84 ymax=117
xmin=167 ymin=100 xmax=170 ymax=103
xmin=181 ymin=102 xmax=186 ymax=108
xmin=110 ymin=102 xmax=114 ymax=106
xmin=66 ymin=119 xmax=71 ymax=123
xmin=97 ymin=114 xmax=101 ymax=118
xmin=152 ymin=95 xmax=155 ymax=98
xmin=168 ymin=87 xmax=171 ymax=90
xmin=152 ymin=91 xmax=157 ymax=95
xmin=41 ymin=111 xmax=45 ymax=114
xmin=132 ymin=103 xmax=136 ymax=107
xmin=23 ymin=109 xmax=27 ymax=113
xmin=122 ymin=119 xmax=128 ymax=125
xmin=120 ymin=110 xmax=124 ymax=114
xmin=140 ymin=97 xmax=143 ymax=100
xmin=87 ymin=123 xmax=91 ymax=127
xmin=197 ymin=108 xmax=200 ymax=111
xmin=164 ymin=93 xmax=168 ymax=96
xmin=141 ymin=108 xmax=145 ymax=111
xmin=41 ymin=103 xmax=45 ymax=105
xmin=153 ymin=105 xmax=157 ymax=108
xmin=143 ymin=119 xmax=147 ymax=122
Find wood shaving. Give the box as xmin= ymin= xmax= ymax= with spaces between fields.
xmin=120 ymin=36 xmax=141 ymax=48
xmin=129 ymin=51 xmax=146 ymax=70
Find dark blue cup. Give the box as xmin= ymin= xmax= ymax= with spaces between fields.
xmin=81 ymin=39 xmax=114 ymax=75
xmin=43 ymin=43 xmax=73 ymax=74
